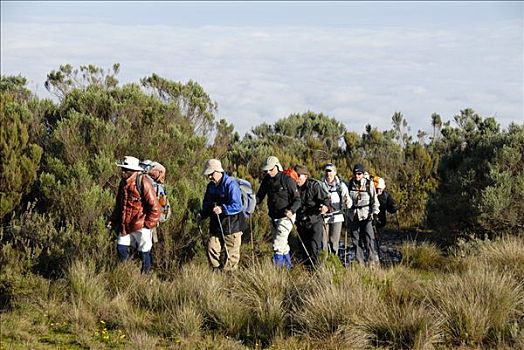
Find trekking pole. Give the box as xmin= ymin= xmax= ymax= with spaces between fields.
xmin=344 ymin=225 xmax=348 ymax=267
xmin=372 ymin=221 xmax=381 ymax=265
xmin=216 ymin=211 xmax=230 ymax=261
xmin=250 ymin=217 xmax=255 ymax=265
xmin=395 ymin=211 xmax=401 ymax=233
xmin=296 ymin=232 xmax=316 ymax=268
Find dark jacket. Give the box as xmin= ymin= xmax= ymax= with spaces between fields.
xmin=256 ymin=172 xmax=301 ymax=219
xmin=296 ymin=179 xmax=331 ymax=225
xmin=202 ymin=173 xmax=246 ymax=235
xmin=111 ymin=172 xmax=161 ymax=236
xmin=377 ymin=190 xmax=398 ymax=228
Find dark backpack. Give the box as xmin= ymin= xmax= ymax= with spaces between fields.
xmin=136 ymin=160 xmax=172 ymax=223
xmin=234 ymin=178 xmax=256 ymax=218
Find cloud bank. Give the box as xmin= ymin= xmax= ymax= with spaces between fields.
xmin=2 ymin=17 xmax=522 ymax=136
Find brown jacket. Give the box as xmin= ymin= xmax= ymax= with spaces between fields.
xmin=110 ymin=172 xmax=161 ymax=236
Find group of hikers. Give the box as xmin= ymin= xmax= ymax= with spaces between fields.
xmin=108 ymin=155 xmax=398 ymax=273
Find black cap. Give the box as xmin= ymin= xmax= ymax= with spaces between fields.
xmin=353 ymin=163 xmax=365 ymax=173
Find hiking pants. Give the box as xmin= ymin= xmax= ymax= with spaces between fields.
xmin=271 ymin=216 xmax=295 ymax=255
xmin=297 ymin=220 xmax=323 ymax=267
xmin=207 ymin=231 xmax=242 ymax=271
xmin=116 ymin=227 xmax=153 ymax=273
xmin=323 ymin=221 xmax=343 ymax=255
xmin=350 ymin=219 xmax=379 ymax=266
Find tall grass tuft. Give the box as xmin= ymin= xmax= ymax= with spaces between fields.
xmin=428 ymin=266 xmax=524 ymax=347
xmin=292 ymin=264 xmax=376 ymax=348
xmin=475 ymin=235 xmax=524 ymax=283
xmin=359 ymin=299 xmax=442 ymax=350
xmin=232 ymin=260 xmax=291 ymax=346
xmin=173 ymin=263 xmax=240 ymax=336
xmin=401 ymin=241 xmax=445 ymax=271
xmin=68 ymin=259 xmax=108 ymax=310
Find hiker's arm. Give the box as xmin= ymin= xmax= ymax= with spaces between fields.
xmin=108 ymin=181 xmax=124 ymax=228
xmin=370 ymin=184 xmax=380 ymax=215
xmin=341 ymin=182 xmax=353 ymax=209
xmin=256 ymin=177 xmax=268 ymax=205
xmin=201 ymin=185 xmax=213 ymax=219
xmin=387 ymin=192 xmax=398 ymax=214
xmin=222 ymin=181 xmax=243 ymax=215
xmin=142 ymin=177 xmax=162 ymax=228
xmin=287 ymin=177 xmax=301 ymax=214
xmin=318 ymin=183 xmax=331 ymax=208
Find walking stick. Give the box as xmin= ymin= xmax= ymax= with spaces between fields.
xmin=372 ymin=221 xmax=382 ymax=265
xmin=250 ymin=217 xmax=255 ymax=265
xmin=216 ymin=212 xmax=230 ymax=261
xmin=344 ymin=225 xmax=348 ymax=266
xmin=296 ymin=230 xmax=316 ymax=268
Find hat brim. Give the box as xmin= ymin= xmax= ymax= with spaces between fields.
xmin=116 ymin=163 xmax=143 ymax=171
xmin=203 ymin=167 xmax=224 ymax=176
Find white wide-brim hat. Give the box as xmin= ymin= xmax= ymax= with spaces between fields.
xmin=116 ymin=156 xmax=143 ymax=171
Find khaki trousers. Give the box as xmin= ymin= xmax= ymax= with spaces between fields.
xmin=207 ymin=231 xmax=242 ymax=271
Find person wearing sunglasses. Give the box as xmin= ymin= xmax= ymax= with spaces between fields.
xmin=321 ymin=163 xmax=352 ymax=257
xmin=256 ymin=156 xmax=301 ymax=269
xmin=347 ymin=163 xmax=380 ymax=267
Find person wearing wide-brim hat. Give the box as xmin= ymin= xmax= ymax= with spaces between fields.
xmin=256 ymin=156 xmax=301 ymax=269
xmin=197 ymin=159 xmax=246 ymax=271
xmin=108 ymin=156 xmax=161 ymax=274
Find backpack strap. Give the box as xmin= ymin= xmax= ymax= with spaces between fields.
xmin=136 ymin=173 xmax=143 ymax=198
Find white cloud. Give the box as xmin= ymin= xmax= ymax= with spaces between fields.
xmin=1 ymin=19 xmax=522 ymax=136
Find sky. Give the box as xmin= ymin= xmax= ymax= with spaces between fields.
xmin=1 ymin=1 xmax=523 ymax=137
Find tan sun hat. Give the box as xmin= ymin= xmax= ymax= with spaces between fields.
xmin=262 ymin=156 xmax=282 ymax=171
xmin=203 ymin=159 xmax=224 ymax=176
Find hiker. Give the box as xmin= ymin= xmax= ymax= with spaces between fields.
xmin=347 ymin=163 xmax=380 ymax=267
xmin=294 ymin=165 xmax=331 ymax=268
xmin=108 ymin=156 xmax=161 ymax=274
xmin=321 ymin=163 xmax=352 ymax=256
xmin=198 ymin=159 xmax=246 ymax=271
xmin=374 ymin=177 xmax=398 ymax=235
xmin=256 ymin=156 xmax=301 ymax=269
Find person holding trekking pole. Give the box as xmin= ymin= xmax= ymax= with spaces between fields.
xmin=108 ymin=156 xmax=161 ymax=274
xmin=321 ymin=163 xmax=352 ymax=256
xmin=347 ymin=163 xmax=380 ymax=268
xmin=197 ymin=159 xmax=246 ymax=271
xmin=256 ymin=156 xmax=301 ymax=269
xmin=294 ymin=165 xmax=331 ymax=268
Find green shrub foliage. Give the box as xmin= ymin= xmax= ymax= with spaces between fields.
xmin=1 ymin=65 xmax=523 ymax=279
xmin=0 ymin=76 xmax=43 ymax=220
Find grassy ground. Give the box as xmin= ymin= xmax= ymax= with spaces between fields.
xmin=1 ymin=235 xmax=523 ymax=349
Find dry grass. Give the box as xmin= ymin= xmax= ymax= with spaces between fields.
xmin=400 ymin=241 xmax=446 ymax=271
xmin=475 ymin=235 xmax=524 ymax=283
xmin=427 ymin=265 xmax=524 ymax=347
xmin=2 ymin=236 xmax=524 ymax=349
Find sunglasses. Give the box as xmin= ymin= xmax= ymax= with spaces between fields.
xmin=354 ymin=172 xmax=363 ymax=175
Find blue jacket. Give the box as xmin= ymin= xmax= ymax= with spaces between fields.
xmin=202 ymin=173 xmax=246 ymax=235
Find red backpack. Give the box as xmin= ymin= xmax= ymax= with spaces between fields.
xmin=282 ymin=168 xmax=299 ymax=182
